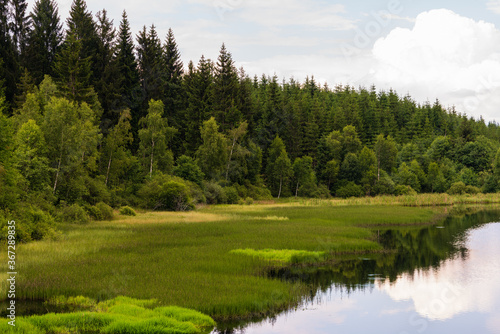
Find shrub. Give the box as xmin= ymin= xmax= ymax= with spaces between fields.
xmin=447 ymin=181 xmax=467 ymax=195
xmin=465 ymin=185 xmax=481 ymax=194
xmin=336 ymin=182 xmax=364 ymax=198
xmin=245 ymin=197 xmax=254 ymax=205
xmin=202 ymin=181 xmax=227 ymax=204
xmin=0 ymin=206 xmax=58 ymax=242
xmin=96 ymin=202 xmax=114 ymax=220
xmin=394 ymin=185 xmax=417 ymax=196
xmin=59 ymin=203 xmax=90 ymax=224
xmin=158 ymin=181 xmax=193 ymax=211
xmin=224 ymin=186 xmax=239 ymax=204
xmin=119 ymin=206 xmax=137 ymax=216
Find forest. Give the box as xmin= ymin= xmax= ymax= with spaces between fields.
xmin=1 ymin=0 xmax=500 ymax=242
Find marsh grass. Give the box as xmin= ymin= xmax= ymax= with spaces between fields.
xmin=0 ymin=201 xmax=443 ymax=320
xmin=0 ymin=296 xmax=215 ymax=334
xmin=230 ymin=249 xmax=326 ymax=264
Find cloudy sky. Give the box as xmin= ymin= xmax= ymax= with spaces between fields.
xmin=27 ymin=0 xmax=500 ymax=122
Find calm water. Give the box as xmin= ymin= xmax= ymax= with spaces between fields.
xmin=214 ymin=210 xmax=500 ymax=334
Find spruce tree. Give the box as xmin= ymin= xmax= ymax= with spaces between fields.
xmin=213 ymin=43 xmax=240 ymax=131
xmin=114 ymin=11 xmax=140 ymax=114
xmin=0 ymin=0 xmax=17 ymax=108
xmin=137 ymin=25 xmax=164 ymax=108
xmin=25 ymin=0 xmax=63 ymax=84
xmin=163 ymin=28 xmax=184 ymax=118
xmin=95 ymin=9 xmax=121 ymax=129
xmin=53 ymin=31 xmax=94 ymax=104
xmin=9 ymin=0 xmax=30 ymax=60
xmin=66 ymin=0 xmax=99 ymax=85
xmin=183 ymin=55 xmax=214 ymax=155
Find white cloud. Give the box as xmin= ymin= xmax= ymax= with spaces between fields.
xmin=487 ymin=0 xmax=500 ymax=14
xmin=369 ymin=9 xmax=500 ymax=122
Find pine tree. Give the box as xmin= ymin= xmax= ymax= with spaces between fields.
xmin=183 ymin=55 xmax=214 ymax=155
xmin=95 ymin=9 xmax=121 ymax=129
xmin=163 ymin=28 xmax=184 ymax=119
xmin=9 ymin=0 xmax=30 ymax=63
xmin=0 ymin=0 xmax=18 ymax=109
xmin=53 ymin=31 xmax=94 ymax=104
xmin=25 ymin=0 xmax=63 ymax=84
xmin=213 ymin=43 xmax=240 ymax=131
xmin=114 ymin=11 xmax=140 ymax=114
xmin=137 ymin=25 xmax=164 ymax=112
xmin=66 ymin=0 xmax=99 ymax=84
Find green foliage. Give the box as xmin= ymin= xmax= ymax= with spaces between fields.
xmin=88 ymin=201 xmax=114 ymax=220
xmin=224 ymin=186 xmax=239 ymax=204
xmin=196 ymin=117 xmax=227 ymax=179
xmin=266 ymin=136 xmax=292 ymax=198
xmin=13 ymin=296 xmax=215 ymax=334
xmin=231 ymin=248 xmax=326 ymax=264
xmin=139 ymin=100 xmax=177 ymax=178
xmin=0 ymin=206 xmax=58 ymax=242
xmin=202 ymin=180 xmax=227 ymax=204
xmin=120 ymin=206 xmax=137 ymax=216
xmin=138 ymin=174 xmax=194 ymax=211
xmin=174 ymin=155 xmax=204 ymax=185
xmin=58 ymin=203 xmax=91 ymax=224
xmin=394 ymin=185 xmax=417 ymax=196
xmin=336 ymin=181 xmax=364 ymax=198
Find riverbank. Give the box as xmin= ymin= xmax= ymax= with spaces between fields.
xmin=0 ymin=196 xmax=498 ymax=331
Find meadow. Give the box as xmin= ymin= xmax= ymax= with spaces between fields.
xmin=0 ymin=197 xmax=454 ymax=327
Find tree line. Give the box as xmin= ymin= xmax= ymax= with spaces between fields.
xmin=1 ymin=0 xmax=500 ymax=241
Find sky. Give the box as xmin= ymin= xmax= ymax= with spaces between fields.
xmin=26 ymin=0 xmax=500 ymax=123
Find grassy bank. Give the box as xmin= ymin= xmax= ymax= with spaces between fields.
xmin=1 ymin=200 xmax=446 ymax=321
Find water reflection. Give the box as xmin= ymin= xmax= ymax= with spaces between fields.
xmin=216 ymin=209 xmax=500 ymax=334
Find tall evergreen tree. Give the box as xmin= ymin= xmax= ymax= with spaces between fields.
xmin=183 ymin=55 xmax=213 ymax=155
xmin=114 ymin=11 xmax=140 ymax=115
xmin=95 ymin=9 xmax=121 ymax=129
xmin=66 ymin=0 xmax=99 ymax=84
xmin=0 ymin=0 xmax=17 ymax=108
xmin=9 ymin=0 xmax=30 ymax=60
xmin=136 ymin=25 xmax=164 ymax=112
xmin=25 ymin=0 xmax=63 ymax=84
xmin=163 ymin=28 xmax=184 ymax=118
xmin=213 ymin=43 xmax=240 ymax=131
xmin=53 ymin=31 xmax=94 ymax=104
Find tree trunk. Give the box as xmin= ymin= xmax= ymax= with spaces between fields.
xmin=278 ymin=176 xmax=282 ymax=199
xmin=105 ymin=153 xmax=112 ymax=185
xmin=295 ymin=181 xmax=299 ymax=197
xmin=226 ymin=137 xmax=237 ymax=181
xmin=377 ymin=159 xmax=381 ymax=181
xmin=149 ymin=139 xmax=155 ymax=178
xmin=53 ymin=150 xmax=63 ymax=193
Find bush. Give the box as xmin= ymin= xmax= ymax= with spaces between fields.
xmin=96 ymin=202 xmax=114 ymax=220
xmin=465 ymin=185 xmax=481 ymax=194
xmin=336 ymin=182 xmax=364 ymax=198
xmin=394 ymin=185 xmax=417 ymax=196
xmin=119 ymin=206 xmax=137 ymax=216
xmin=58 ymin=203 xmax=90 ymax=224
xmin=447 ymin=181 xmax=467 ymax=195
xmin=224 ymin=186 xmax=239 ymax=204
xmin=373 ymin=174 xmax=395 ymax=195
xmin=158 ymin=181 xmax=193 ymax=211
xmin=245 ymin=197 xmax=254 ymax=205
xmin=0 ymin=206 xmax=58 ymax=242
xmin=202 ymin=181 xmax=227 ymax=204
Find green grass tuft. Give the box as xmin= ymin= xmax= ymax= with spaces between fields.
xmin=231 ymin=248 xmax=325 ymax=264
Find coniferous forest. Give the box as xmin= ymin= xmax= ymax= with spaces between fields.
xmin=1 ymin=0 xmax=500 ymax=241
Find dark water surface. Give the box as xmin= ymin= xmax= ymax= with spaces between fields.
xmin=214 ymin=210 xmax=500 ymax=334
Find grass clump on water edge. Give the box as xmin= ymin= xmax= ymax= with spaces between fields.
xmin=231 ymin=248 xmax=326 ymax=264
xmin=0 ymin=296 xmax=215 ymax=334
